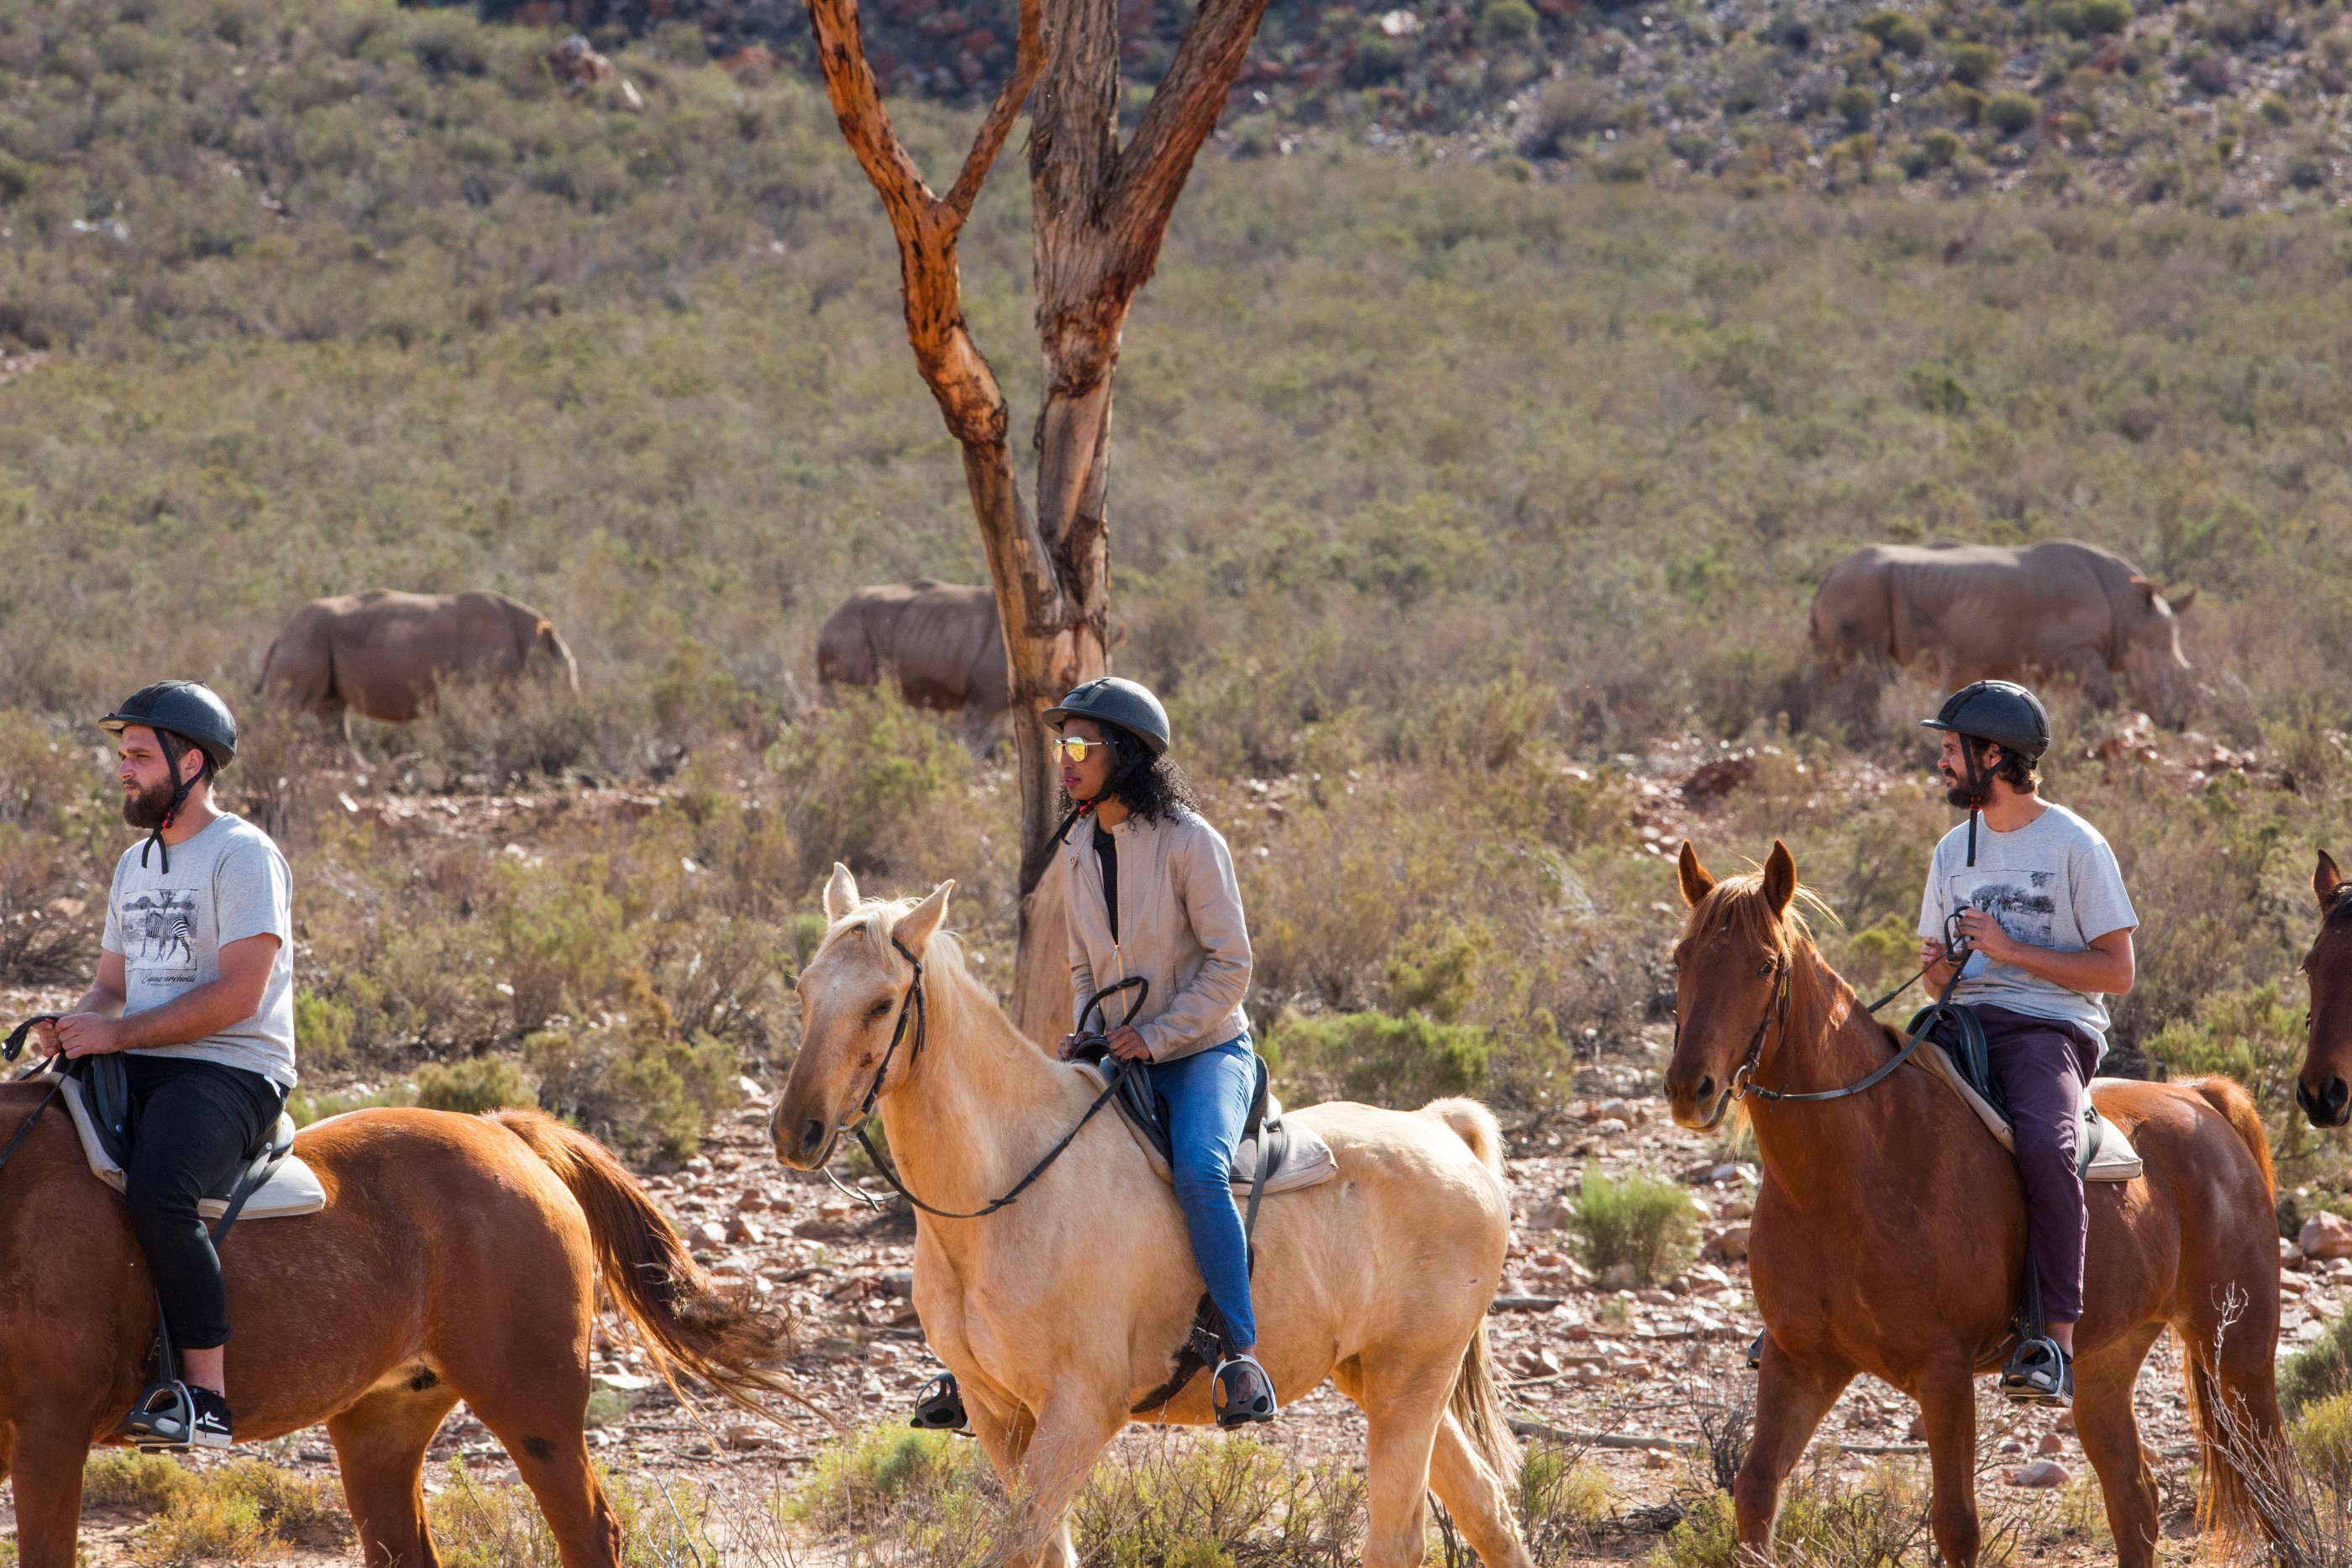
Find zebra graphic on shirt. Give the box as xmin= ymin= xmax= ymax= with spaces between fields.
xmin=123 ymin=890 xmax=198 ymax=968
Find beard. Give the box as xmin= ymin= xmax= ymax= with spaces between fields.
xmin=122 ymin=775 xmax=176 ymax=830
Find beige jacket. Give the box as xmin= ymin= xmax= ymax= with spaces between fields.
xmin=1061 ymin=808 xmax=1253 ymax=1062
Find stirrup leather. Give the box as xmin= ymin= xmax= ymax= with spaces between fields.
xmin=1999 ymin=1337 xmax=2072 ymax=1407
xmin=121 ymin=1379 xmax=200 ymax=1452
xmin=1211 ymin=1354 xmax=1277 ymax=1428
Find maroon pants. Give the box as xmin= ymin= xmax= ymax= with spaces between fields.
xmin=1977 ymin=1006 xmax=2103 ymax=1325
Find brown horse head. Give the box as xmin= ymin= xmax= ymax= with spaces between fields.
xmin=1665 ymin=838 xmax=1803 ymax=1131
xmin=2297 ymin=849 xmax=2352 ymax=1128
xmin=772 ymin=863 xmax=953 ymax=1168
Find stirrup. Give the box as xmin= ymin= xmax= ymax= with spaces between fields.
xmin=1999 ymin=1337 xmax=2072 ymax=1408
xmin=1746 ymin=1330 xmax=1767 ymax=1371
xmin=910 ymin=1371 xmax=970 ymax=1434
xmin=1211 ymin=1353 xmax=1277 ymax=1428
xmin=121 ymin=1379 xmax=199 ymax=1452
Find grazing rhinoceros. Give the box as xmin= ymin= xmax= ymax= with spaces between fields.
xmin=259 ymin=590 xmax=579 ymax=730
xmin=816 ymin=579 xmax=1009 ymax=745
xmin=1809 ymin=540 xmax=2195 ymax=716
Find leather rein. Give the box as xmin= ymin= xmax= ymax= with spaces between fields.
xmin=827 ymin=941 xmax=1142 ymax=1222
xmin=1692 ymin=942 xmax=1960 ymax=1124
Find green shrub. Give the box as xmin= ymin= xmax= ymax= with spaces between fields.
xmin=2145 ymin=981 xmax=2326 ymax=1186
xmin=1833 ymin=84 xmax=1878 ymax=130
xmin=1860 ymin=10 xmax=1931 ymax=55
xmin=1478 ymin=0 xmax=1541 ymax=49
xmin=527 ymin=1015 xmax=738 ymax=1159
xmin=430 ymin=1460 xmax=711 ymax=1568
xmin=1568 ymin=1160 xmax=1698 ymax=1284
xmin=85 ymin=1450 xmax=195 ymax=1512
xmin=2295 ymin=1390 xmax=2352 ymax=1492
xmin=789 ymin=1424 xmax=995 ymax=1538
xmin=2283 ymin=1312 xmax=2352 ymax=1417
xmin=1267 ymin=1009 xmax=1491 ymax=1107
xmin=1650 ymin=1458 xmax=1930 ymax=1566
xmin=1947 ymin=40 xmax=2003 ymax=84
xmin=1516 ymin=1440 xmax=1613 ymax=1560
xmin=1074 ymin=1436 xmax=1366 ymax=1568
xmin=123 ymin=1460 xmax=347 ymax=1565
xmin=769 ymin=690 xmax=974 ymax=888
xmin=1920 ymin=126 xmax=1966 ymax=165
xmin=1987 ymin=90 xmax=2041 ymax=135
xmin=2082 ymin=0 xmax=2133 ymax=32
xmin=414 ymin=1056 xmax=537 ymax=1114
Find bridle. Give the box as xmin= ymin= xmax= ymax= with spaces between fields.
xmin=1680 ymin=937 xmax=1956 ymax=1130
xmin=821 ymin=935 xmax=1143 ymax=1221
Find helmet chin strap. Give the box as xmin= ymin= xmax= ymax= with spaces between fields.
xmin=139 ymin=732 xmax=197 ymax=875
xmin=1959 ymin=738 xmax=1990 ymax=868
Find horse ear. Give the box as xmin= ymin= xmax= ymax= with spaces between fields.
xmin=2318 ymin=851 xmax=2345 ymax=910
xmin=824 ymin=863 xmax=861 ymax=922
xmin=895 ymin=881 xmax=955 ymax=953
xmin=1762 ymin=841 xmax=1798 ymax=918
xmin=1677 ymin=842 xmax=1715 ymax=907
xmin=2168 ymin=585 xmax=2197 ymax=613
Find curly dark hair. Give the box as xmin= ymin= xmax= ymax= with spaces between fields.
xmin=1065 ymin=729 xmax=1200 ymax=825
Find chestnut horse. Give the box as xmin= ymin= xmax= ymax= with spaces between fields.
xmin=0 ymin=1100 xmax=786 ymax=1568
xmin=2294 ymin=849 xmax=2352 ymax=1129
xmin=770 ymin=868 xmax=1530 ymax=1568
xmin=1667 ymin=841 xmax=2282 ymax=1568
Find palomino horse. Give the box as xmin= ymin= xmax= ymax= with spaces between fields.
xmin=771 ymin=868 xmax=1531 ymax=1568
xmin=1667 ymin=842 xmax=2282 ymax=1568
xmin=0 ymin=1099 xmax=786 ymax=1568
xmin=2294 ymin=850 xmax=2352 ymax=1128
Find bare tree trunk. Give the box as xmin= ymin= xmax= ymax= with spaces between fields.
xmin=805 ymin=0 xmax=1271 ymax=1041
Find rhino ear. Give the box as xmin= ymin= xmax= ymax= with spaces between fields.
xmin=1678 ymin=842 xmax=1716 ymax=907
xmin=2167 ymin=585 xmax=2197 ymax=614
xmin=2129 ymin=574 xmax=2158 ymax=602
xmin=2319 ymin=851 xmax=2345 ymax=910
xmin=895 ymin=881 xmax=955 ymax=955
xmin=1761 ymin=841 xmax=1798 ymax=919
xmin=824 ymin=863 xmax=861 ymax=922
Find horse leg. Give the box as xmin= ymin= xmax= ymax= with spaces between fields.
xmin=4 ymin=1415 xmax=92 ymax=1568
xmin=327 ymin=1377 xmax=462 ymax=1568
xmin=993 ymin=1390 xmax=1123 ymax=1568
xmin=1340 ymin=1354 xmax=1459 ymax=1568
xmin=1914 ymin=1364 xmax=1986 ymax=1568
xmin=2072 ymin=1326 xmax=2164 ymax=1568
xmin=963 ymin=1392 xmax=1069 ymax=1568
xmin=1734 ymin=1344 xmax=1852 ymax=1562
xmin=2184 ymin=1308 xmax=2291 ymax=1550
xmin=452 ymin=1367 xmax=622 ymax=1568
xmin=1426 ymin=1408 xmax=1536 ymax=1568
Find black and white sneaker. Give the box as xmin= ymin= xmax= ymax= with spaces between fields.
xmin=188 ymin=1387 xmax=234 ymax=1450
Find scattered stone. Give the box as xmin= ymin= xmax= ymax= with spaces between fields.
xmin=548 ymin=34 xmax=617 ymax=86
xmin=1599 ymin=1263 xmax=1637 ymax=1290
xmin=726 ymin=1214 xmax=764 ymax=1245
xmin=2008 ymin=1460 xmax=2071 ymax=1489
xmin=881 ymin=1268 xmax=916 ymax=1299
xmin=1704 ymin=1225 xmax=1751 ymax=1263
xmin=1635 ymin=1288 xmax=1677 ymax=1306
xmin=2037 ymin=1433 xmax=2065 ymax=1455
xmin=1593 ymin=1118 xmax=1630 ymax=1135
xmin=1524 ymin=1200 xmax=1571 ymax=1231
xmin=2284 ymin=1237 xmax=2307 ymax=1266
xmin=2055 ymin=1411 xmax=2076 ymax=1434
xmin=2304 ymin=1212 xmax=2352 ymax=1261
xmin=1906 ymin=1413 xmax=1927 ymax=1441
xmin=1682 ymin=752 xmax=1757 ymax=802
xmin=1517 ymin=1346 xmax=1563 ymax=1377
xmin=692 ymin=1220 xmax=727 ymax=1250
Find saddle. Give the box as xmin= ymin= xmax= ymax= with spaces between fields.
xmin=1903 ymin=1003 xmax=2143 ymax=1183
xmin=1071 ymin=1051 xmax=1339 ymax=1197
xmin=59 ymin=1053 xmax=327 ymax=1223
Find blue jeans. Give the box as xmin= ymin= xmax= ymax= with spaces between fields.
xmin=1146 ymin=1036 xmax=1258 ymax=1350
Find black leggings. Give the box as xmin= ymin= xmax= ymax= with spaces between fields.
xmin=121 ymin=1056 xmax=286 ymax=1351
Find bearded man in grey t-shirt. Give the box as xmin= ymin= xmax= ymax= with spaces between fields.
xmin=1914 ymin=680 xmax=2139 ymax=1412
xmin=33 ymin=682 xmax=294 ymax=1452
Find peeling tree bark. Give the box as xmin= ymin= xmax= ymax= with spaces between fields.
xmin=806 ymin=0 xmax=1273 ymax=1041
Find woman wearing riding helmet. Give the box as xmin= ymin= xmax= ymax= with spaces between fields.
xmin=1046 ymin=677 xmax=1274 ymax=1427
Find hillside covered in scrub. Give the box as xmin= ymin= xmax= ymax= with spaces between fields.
xmin=465 ymin=0 xmax=2352 ymax=208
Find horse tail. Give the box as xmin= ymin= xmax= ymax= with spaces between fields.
xmin=2181 ymin=1074 xmax=2276 ymax=1203
xmin=1450 ymin=1318 xmax=1521 ymax=1481
xmin=1420 ymin=1096 xmax=1504 ymax=1177
xmin=487 ymin=1109 xmax=805 ymax=1417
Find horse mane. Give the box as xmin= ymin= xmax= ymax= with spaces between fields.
xmin=822 ymin=898 xmax=987 ymax=1010
xmin=1676 ymin=869 xmax=1836 ymax=962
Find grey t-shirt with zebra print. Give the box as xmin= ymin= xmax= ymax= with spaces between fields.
xmin=102 ymin=812 xmax=297 ymax=1088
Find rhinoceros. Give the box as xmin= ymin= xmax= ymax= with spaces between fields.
xmin=259 ymin=590 xmax=579 ymax=730
xmin=816 ymin=579 xmax=1010 ymax=744
xmin=1809 ymin=540 xmax=2196 ymax=716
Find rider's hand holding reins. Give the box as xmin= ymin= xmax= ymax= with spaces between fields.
xmin=41 ymin=1014 xmax=133 ymax=1059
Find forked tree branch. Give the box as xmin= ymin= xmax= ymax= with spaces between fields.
xmin=1107 ymin=0 xmax=1273 ymax=281
xmin=802 ymin=0 xmax=1062 ymax=621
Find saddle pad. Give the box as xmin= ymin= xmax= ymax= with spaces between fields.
xmin=1073 ymin=1062 xmax=1339 ymax=1194
xmin=60 ymin=1078 xmax=328 ymax=1220
xmin=1918 ymin=1044 xmax=2144 ymax=1183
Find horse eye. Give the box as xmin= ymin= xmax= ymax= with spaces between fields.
xmin=1756 ymin=961 xmax=1776 ymax=978
xmin=867 ymin=1000 xmax=893 ymax=1020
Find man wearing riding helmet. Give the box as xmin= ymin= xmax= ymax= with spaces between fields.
xmin=34 ymin=683 xmax=297 ymax=1450
xmin=1915 ymin=680 xmax=2138 ymax=1409
xmin=1045 ymin=677 xmax=1274 ymax=1427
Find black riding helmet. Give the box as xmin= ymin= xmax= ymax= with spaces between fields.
xmin=100 ymin=681 xmax=239 ymax=873
xmin=1920 ymin=679 xmax=2049 ymax=867
xmin=1043 ymin=677 xmax=1170 ymax=847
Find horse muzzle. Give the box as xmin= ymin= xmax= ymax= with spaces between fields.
xmin=1668 ymin=1072 xmax=1735 ymax=1133
xmin=2297 ymin=1073 xmax=2351 ymax=1129
xmin=770 ymin=1105 xmax=841 ymax=1170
